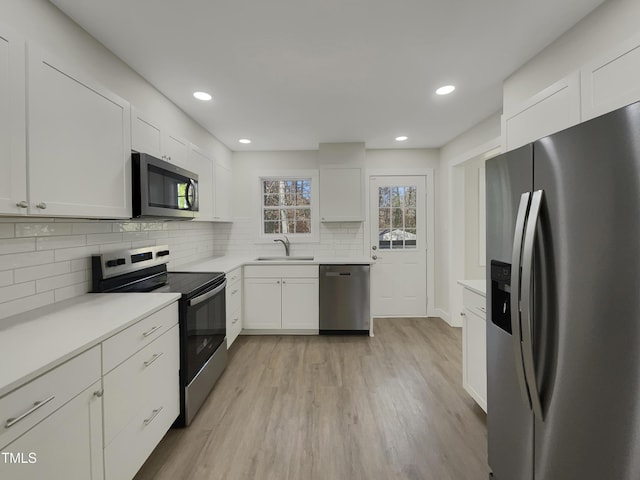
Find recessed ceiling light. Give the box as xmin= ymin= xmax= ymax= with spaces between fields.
xmin=193 ymin=91 xmax=212 ymax=101
xmin=395 ymin=136 xmax=408 ymax=142
xmin=239 ymin=139 xmax=251 ymax=144
xmin=436 ymin=85 xmax=455 ymax=96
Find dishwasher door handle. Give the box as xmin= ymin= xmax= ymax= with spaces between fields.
xmin=326 ymin=272 xmax=351 ymax=277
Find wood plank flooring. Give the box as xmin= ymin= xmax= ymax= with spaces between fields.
xmin=134 ymin=318 xmax=489 ymax=480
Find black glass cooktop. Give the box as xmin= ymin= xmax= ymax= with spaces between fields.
xmin=109 ymin=270 xmax=224 ymax=299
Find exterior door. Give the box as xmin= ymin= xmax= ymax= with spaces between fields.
xmin=369 ymin=175 xmax=426 ymax=317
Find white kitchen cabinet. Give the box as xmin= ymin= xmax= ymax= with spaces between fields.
xmin=213 ymin=160 xmax=233 ymax=221
xmin=461 ymin=286 xmax=487 ymax=412
xmin=226 ymin=267 xmax=243 ymax=347
xmin=190 ymin=143 xmax=215 ymax=221
xmin=319 ymin=166 xmax=364 ymax=222
xmin=27 ymin=42 xmax=131 ymax=218
xmin=243 ymin=265 xmax=319 ymax=332
xmin=131 ymin=107 xmax=188 ymax=167
xmin=502 ymin=72 xmax=581 ymax=152
xmin=581 ymin=32 xmax=640 ymax=121
xmin=0 ymin=380 xmax=104 ymax=480
xmin=0 ymin=23 xmax=27 ymax=216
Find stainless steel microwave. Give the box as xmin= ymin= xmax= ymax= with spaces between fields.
xmin=132 ymin=152 xmax=199 ymax=219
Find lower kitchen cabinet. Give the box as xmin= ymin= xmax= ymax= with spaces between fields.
xmin=243 ymin=265 xmax=319 ymax=332
xmin=226 ymin=267 xmax=243 ymax=346
xmin=462 ymin=286 xmax=487 ymax=411
xmin=0 ymin=380 xmax=104 ymax=480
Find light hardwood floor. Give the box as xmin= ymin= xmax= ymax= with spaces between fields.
xmin=134 ymin=318 xmax=489 ymax=480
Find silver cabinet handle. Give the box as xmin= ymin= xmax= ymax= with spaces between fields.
xmin=276 ymin=280 xmax=280 ymax=284
xmin=36 ymin=202 xmax=47 ymax=210
xmin=16 ymin=201 xmax=28 ymax=208
xmin=142 ymin=325 xmax=161 ymax=337
xmin=282 ymin=280 xmax=286 ymax=284
xmin=143 ymin=352 xmax=163 ymax=367
xmin=94 ymin=389 xmax=104 ymax=398
xmin=521 ymin=190 xmax=545 ymax=420
xmin=143 ymin=406 xmax=163 ymax=426
xmin=232 ymin=317 xmax=239 ymax=324
xmin=479 ymin=306 xmax=486 ymax=313
xmin=511 ymin=192 xmax=532 ymax=409
xmin=232 ymin=289 xmax=239 ymax=295
xmin=5 ymin=395 xmax=55 ymax=429
xmin=372 ymin=255 xmax=377 ymax=260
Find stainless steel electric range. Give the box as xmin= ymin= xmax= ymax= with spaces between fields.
xmin=92 ymin=245 xmax=227 ymax=426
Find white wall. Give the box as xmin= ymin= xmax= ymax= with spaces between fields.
xmin=504 ymin=0 xmax=640 ymax=112
xmin=438 ymin=112 xmax=501 ymax=324
xmin=464 ymin=156 xmax=486 ymax=280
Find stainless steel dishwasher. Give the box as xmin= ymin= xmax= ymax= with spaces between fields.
xmin=319 ymin=264 xmax=370 ymax=334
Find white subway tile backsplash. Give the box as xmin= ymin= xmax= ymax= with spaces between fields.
xmin=0 ymin=271 xmax=13 ymax=287
xmin=71 ymin=222 xmax=113 ymax=235
xmin=54 ymin=281 xmax=90 ymax=302
xmin=112 ymin=222 xmax=141 ymax=232
xmin=122 ymin=231 xmax=149 ymax=242
xmin=0 ymin=238 xmax=36 ymax=255
xmin=14 ymin=262 xmax=71 ymax=283
xmin=0 ymin=224 xmax=14 ymax=238
xmin=0 ymin=292 xmax=54 ymax=321
xmin=71 ymin=257 xmax=91 ymax=272
xmin=15 ymin=223 xmax=73 ymax=237
xmin=36 ymin=235 xmax=86 ymax=251
xmin=99 ymin=242 xmax=134 ymax=253
xmin=0 ymin=282 xmax=35 ymax=303
xmin=36 ymin=271 xmax=87 ymax=293
xmin=86 ymin=233 xmax=123 ymax=245
xmin=54 ymin=245 xmax=100 ymax=262
xmin=0 ymin=250 xmax=53 ymax=271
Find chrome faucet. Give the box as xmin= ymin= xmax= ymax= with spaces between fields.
xmin=274 ymin=235 xmax=290 ymax=256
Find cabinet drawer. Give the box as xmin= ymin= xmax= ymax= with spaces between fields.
xmin=104 ymin=361 xmax=179 ymax=480
xmin=227 ymin=267 xmax=242 ymax=286
xmin=463 ymin=288 xmax=486 ymax=319
xmin=102 ymin=302 xmax=178 ymax=374
xmin=226 ymin=280 xmax=242 ymax=314
xmin=244 ymin=265 xmax=318 ymax=278
xmin=0 ymin=346 xmax=101 ymax=450
xmin=103 ymin=325 xmax=179 ymax=447
xmin=227 ymin=308 xmax=242 ymax=348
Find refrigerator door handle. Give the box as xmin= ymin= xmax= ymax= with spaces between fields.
xmin=511 ymin=192 xmax=532 ymax=409
xmin=521 ymin=189 xmax=545 ymax=420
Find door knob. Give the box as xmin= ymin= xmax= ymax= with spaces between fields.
xmin=16 ymin=201 xmax=28 ymax=208
xmin=372 ymin=255 xmax=377 ymax=260
xmin=36 ymin=202 xmax=47 ymax=210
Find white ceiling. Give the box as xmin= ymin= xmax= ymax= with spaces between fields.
xmin=51 ymin=0 xmax=604 ymax=151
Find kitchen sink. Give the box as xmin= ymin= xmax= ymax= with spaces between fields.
xmin=255 ymin=256 xmax=314 ymax=261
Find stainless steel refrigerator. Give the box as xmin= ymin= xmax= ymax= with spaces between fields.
xmin=486 ymin=101 xmax=640 ymax=479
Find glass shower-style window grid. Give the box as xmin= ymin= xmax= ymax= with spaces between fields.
xmin=378 ymin=185 xmax=417 ymax=249
xmin=262 ymin=179 xmax=312 ymax=234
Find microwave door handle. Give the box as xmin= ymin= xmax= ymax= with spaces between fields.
xmin=188 ymin=279 xmax=227 ymax=307
xmin=185 ymin=180 xmax=196 ymax=209
xmin=521 ymin=190 xmax=545 ymax=420
xmin=511 ymin=192 xmax=532 ymax=409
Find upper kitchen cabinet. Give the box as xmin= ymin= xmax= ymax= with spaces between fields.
xmin=581 ymin=32 xmax=640 ymax=121
xmin=0 ymin=24 xmax=27 ymax=216
xmin=131 ymin=107 xmax=188 ymax=167
xmin=213 ymin=160 xmax=232 ymax=221
xmin=319 ymin=166 xmax=364 ymax=222
xmin=502 ymin=72 xmax=581 ymax=152
xmin=27 ymin=43 xmax=131 ymax=218
xmin=189 ymin=143 xmax=214 ymax=222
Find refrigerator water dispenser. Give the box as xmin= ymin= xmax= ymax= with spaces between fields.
xmin=490 ymin=260 xmax=511 ymax=334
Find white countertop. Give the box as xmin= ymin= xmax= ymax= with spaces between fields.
xmin=173 ymin=255 xmax=372 ymax=274
xmin=0 ymin=292 xmax=181 ymax=398
xmin=458 ymin=279 xmax=487 ymax=297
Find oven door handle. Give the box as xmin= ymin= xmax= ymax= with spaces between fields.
xmin=188 ymin=279 xmax=227 ymax=307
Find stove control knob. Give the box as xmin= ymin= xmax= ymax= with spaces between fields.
xmin=106 ymin=258 xmax=126 ymax=267
xmin=157 ymin=250 xmax=170 ymax=257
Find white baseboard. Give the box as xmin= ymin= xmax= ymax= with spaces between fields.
xmin=435 ymin=308 xmax=463 ymax=328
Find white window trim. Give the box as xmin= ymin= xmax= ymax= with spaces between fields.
xmin=255 ymin=170 xmax=319 ymax=243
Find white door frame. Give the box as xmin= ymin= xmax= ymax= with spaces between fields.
xmin=365 ymin=168 xmax=435 ymax=317
xmin=447 ymin=138 xmax=501 ymax=327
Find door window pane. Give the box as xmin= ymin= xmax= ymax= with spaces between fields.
xmin=378 ymin=184 xmax=418 ymax=250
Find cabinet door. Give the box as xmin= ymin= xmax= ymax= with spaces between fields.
xmin=0 ymin=24 xmax=27 ymax=215
xmin=163 ymin=132 xmax=188 ymax=167
xmin=189 ymin=144 xmax=214 ymax=221
xmin=213 ymin=160 xmax=232 ymax=221
xmin=464 ymin=308 xmax=487 ymax=411
xmin=502 ymin=72 xmax=580 ymax=152
xmin=131 ymin=107 xmax=162 ymax=158
xmin=0 ymin=381 xmax=103 ymax=480
xmin=243 ymin=278 xmax=281 ymax=329
xmin=281 ymin=277 xmax=319 ymax=330
xmin=320 ymin=167 xmax=363 ymax=222
xmin=581 ymin=33 xmax=640 ymax=121
xmin=27 ymin=43 xmax=131 ymax=218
